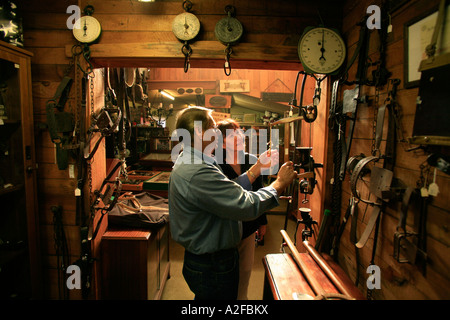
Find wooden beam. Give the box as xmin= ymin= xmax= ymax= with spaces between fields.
xmin=78 ymin=41 xmax=300 ymax=59
xmin=67 ymin=41 xmax=303 ymax=70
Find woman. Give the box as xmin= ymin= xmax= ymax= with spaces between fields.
xmin=216 ymin=118 xmax=275 ymax=300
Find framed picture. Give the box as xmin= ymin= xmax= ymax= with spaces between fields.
xmin=231 ymin=114 xmax=244 ymax=122
xmin=243 ymin=113 xmax=256 ymax=123
xmin=153 ymin=137 xmax=170 ymax=151
xmin=404 ymin=4 xmax=450 ymax=88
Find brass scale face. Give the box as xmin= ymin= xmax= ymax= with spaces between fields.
xmin=172 ymin=12 xmax=201 ymax=41
xmin=172 ymin=8 xmax=243 ymax=44
xmin=72 ymin=15 xmax=102 ymax=44
xmin=298 ymin=27 xmax=346 ymax=75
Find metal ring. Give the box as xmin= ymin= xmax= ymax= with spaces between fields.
xmin=349 ymin=155 xmax=380 ymax=206
xmin=181 ymin=43 xmax=192 ymax=56
xmin=182 ymin=0 xmax=193 ymax=12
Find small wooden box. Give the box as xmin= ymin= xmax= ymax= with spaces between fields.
xmin=100 ymin=226 xmax=170 ymax=300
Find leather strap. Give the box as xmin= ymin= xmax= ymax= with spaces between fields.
xmin=350 ymin=198 xmax=360 ymax=285
xmin=331 ymin=196 xmax=358 ymax=258
xmin=384 ymin=102 xmax=397 ymax=171
xmin=339 ymin=85 xmax=360 ymax=180
xmin=374 ymin=104 xmax=386 ymax=154
xmin=46 ymin=76 xmax=74 ymax=170
xmin=46 ymin=77 xmax=73 ymax=141
xmin=356 ymin=205 xmax=381 ymax=249
xmin=398 ymin=186 xmax=414 ymax=231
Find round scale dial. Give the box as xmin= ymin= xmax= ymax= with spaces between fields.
xmin=215 ymin=16 xmax=243 ymax=45
xmin=72 ymin=15 xmax=102 ymax=44
xmin=298 ymin=27 xmax=346 ymax=75
xmin=172 ymin=12 xmax=201 ymax=41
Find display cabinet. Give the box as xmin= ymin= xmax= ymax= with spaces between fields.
xmin=0 ymin=41 xmax=40 ymax=298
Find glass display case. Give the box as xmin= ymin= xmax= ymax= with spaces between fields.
xmin=0 ymin=41 xmax=40 ymax=299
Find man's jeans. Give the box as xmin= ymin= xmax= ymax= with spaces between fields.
xmin=182 ymin=248 xmax=239 ymax=300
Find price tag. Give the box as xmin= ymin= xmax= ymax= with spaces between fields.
xmin=428 ymin=168 xmax=440 ymax=197
xmin=75 ymin=188 xmax=81 ymax=196
xmin=420 ymin=187 xmax=428 ymax=197
xmin=69 ymin=164 xmax=75 ymax=179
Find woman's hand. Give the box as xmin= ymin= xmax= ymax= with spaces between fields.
xmin=258 ymin=148 xmax=279 ymax=169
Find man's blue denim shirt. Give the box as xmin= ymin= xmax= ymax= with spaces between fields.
xmin=168 ymin=146 xmax=279 ymax=255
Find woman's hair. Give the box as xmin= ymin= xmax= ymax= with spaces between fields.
xmin=216 ymin=118 xmax=243 ymax=151
xmin=216 ymin=118 xmax=240 ymax=137
xmin=175 ymin=106 xmax=215 ymax=143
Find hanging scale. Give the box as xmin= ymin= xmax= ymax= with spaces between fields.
xmin=172 ymin=0 xmax=201 ymax=72
xmin=215 ymin=5 xmax=243 ymax=76
xmin=72 ymin=5 xmax=102 ymax=45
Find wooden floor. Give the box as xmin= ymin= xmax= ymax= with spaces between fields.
xmin=161 ymin=211 xmax=297 ymax=300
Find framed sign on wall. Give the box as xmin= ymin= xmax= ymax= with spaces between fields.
xmin=404 ymin=3 xmax=450 ymax=88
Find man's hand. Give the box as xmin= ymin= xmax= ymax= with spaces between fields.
xmin=270 ymin=161 xmax=297 ymax=195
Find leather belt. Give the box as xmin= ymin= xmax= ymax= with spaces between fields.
xmin=355 ymin=205 xmax=381 ymax=249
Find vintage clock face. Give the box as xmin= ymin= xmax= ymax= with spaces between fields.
xmin=298 ymin=27 xmax=346 ymax=75
xmin=172 ymin=12 xmax=201 ymax=41
xmin=72 ymin=15 xmax=102 ymax=44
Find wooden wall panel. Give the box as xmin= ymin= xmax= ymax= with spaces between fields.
xmin=329 ymin=0 xmax=450 ymax=300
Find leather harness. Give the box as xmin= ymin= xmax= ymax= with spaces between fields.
xmin=46 ymin=76 xmax=75 ymax=170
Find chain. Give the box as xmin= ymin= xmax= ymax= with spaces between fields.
xmin=371 ymin=86 xmax=380 ymax=156
xmin=182 ymin=42 xmax=192 ymax=73
xmin=74 ymin=50 xmax=82 ymax=181
xmin=87 ymin=73 xmax=95 ymax=204
xmin=89 ymin=73 xmax=95 ymax=116
xmin=69 ymin=46 xmax=82 ymax=146
xmin=367 ymin=287 xmax=374 ymax=300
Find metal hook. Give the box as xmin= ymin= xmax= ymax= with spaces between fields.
xmin=77 ymin=45 xmax=94 ymax=75
xmin=181 ymin=42 xmax=192 ymax=73
xmin=182 ymin=0 xmax=193 ymax=12
xmin=83 ymin=5 xmax=94 ymax=16
xmin=224 ymin=45 xmax=232 ymax=76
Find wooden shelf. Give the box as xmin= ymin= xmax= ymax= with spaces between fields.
xmin=0 ymin=184 xmax=24 ymax=197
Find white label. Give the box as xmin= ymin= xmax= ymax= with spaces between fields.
xmin=69 ymin=164 xmax=75 ymax=178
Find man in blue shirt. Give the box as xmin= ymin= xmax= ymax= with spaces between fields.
xmin=169 ymin=106 xmax=297 ymax=300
